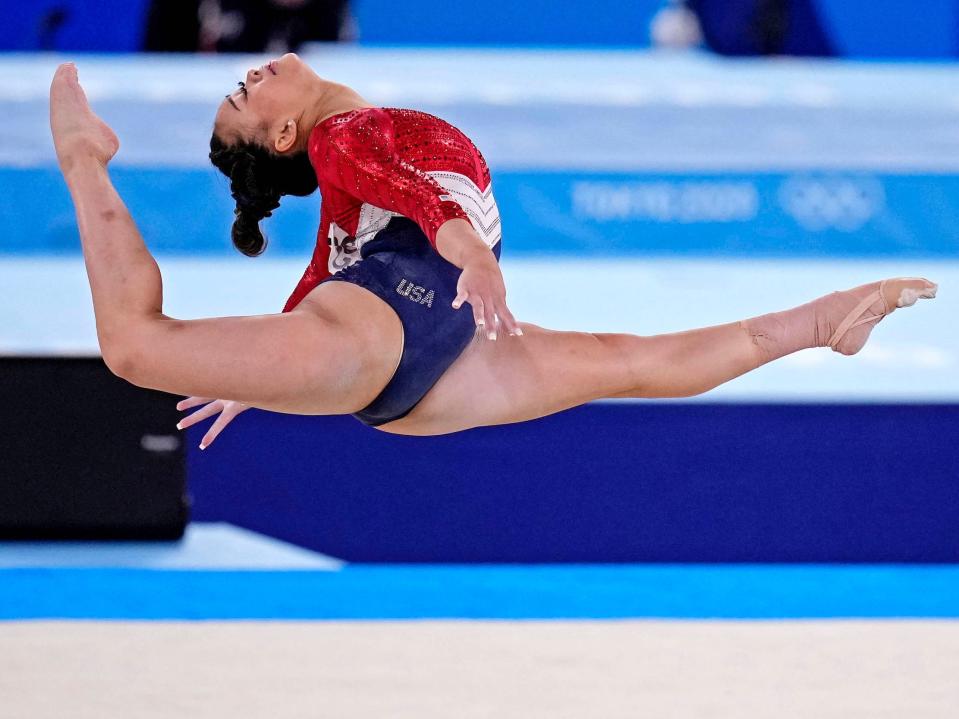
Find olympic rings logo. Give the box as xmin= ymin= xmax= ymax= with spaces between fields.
xmin=778 ymin=176 xmax=885 ymax=232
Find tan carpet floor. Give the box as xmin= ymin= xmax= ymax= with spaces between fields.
xmin=1 ymin=620 xmax=957 ymax=718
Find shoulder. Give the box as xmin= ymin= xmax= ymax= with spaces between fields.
xmin=308 ymin=107 xmax=396 ymax=172
xmin=310 ymin=108 xmax=394 ymax=148
xmin=307 ymin=107 xmax=394 ymax=179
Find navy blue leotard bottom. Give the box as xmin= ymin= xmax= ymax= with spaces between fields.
xmin=318 ymin=216 xmax=502 ymax=427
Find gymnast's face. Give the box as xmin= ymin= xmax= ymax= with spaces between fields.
xmin=214 ymin=53 xmax=317 ymax=154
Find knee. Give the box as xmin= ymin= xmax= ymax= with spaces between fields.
xmin=101 ymin=343 xmax=141 ymax=383
xmin=593 ymin=331 xmax=642 ymax=373
xmin=594 ymin=332 xmax=689 ymax=398
xmin=97 ymin=322 xmax=146 ymax=383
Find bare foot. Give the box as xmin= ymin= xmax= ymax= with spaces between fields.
xmin=49 ymin=63 xmax=119 ymax=174
xmin=817 ymin=277 xmax=938 ymax=355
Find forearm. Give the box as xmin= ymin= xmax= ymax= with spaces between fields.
xmin=434 ymin=218 xmax=494 ymax=269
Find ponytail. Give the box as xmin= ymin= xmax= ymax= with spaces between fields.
xmin=209 ymin=133 xmax=318 ymax=257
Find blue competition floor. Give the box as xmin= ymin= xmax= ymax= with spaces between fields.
xmin=1 ymin=524 xmax=957 ymax=620
xmin=5 ymin=566 xmax=959 ymax=620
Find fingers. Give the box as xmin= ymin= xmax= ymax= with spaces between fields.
xmin=460 ymin=296 xmax=525 ymax=341
xmin=453 ymin=288 xmax=492 ymax=336
xmin=176 ymin=396 xmax=213 ymax=411
xmin=468 ymin=296 xmax=490 ymax=336
xmin=497 ymin=302 xmax=524 ymax=337
xmin=176 ymin=401 xmax=222 ymax=431
xmin=200 ymin=411 xmax=237 ymax=451
xmin=483 ymin=301 xmax=498 ymax=340
xmin=175 ymin=400 xmax=248 ymax=450
xmin=452 ymin=278 xmax=523 ymax=340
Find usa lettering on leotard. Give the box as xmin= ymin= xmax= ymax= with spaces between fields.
xmin=396 ymin=279 xmax=435 ymax=308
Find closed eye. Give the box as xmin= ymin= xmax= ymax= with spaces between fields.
xmin=225 ymin=81 xmax=247 ymax=111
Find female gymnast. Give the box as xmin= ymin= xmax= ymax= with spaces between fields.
xmin=48 ymin=58 xmax=937 ymax=449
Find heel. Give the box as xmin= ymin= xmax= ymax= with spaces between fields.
xmin=826 ymin=281 xmax=887 ymax=354
xmin=826 ymin=277 xmax=937 ymax=356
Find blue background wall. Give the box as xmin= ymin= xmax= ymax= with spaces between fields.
xmin=352 ymin=0 xmax=664 ymax=47
xmin=4 ymin=0 xmax=959 ymax=57
xmin=1 ymin=0 xmax=151 ymax=51
xmin=816 ymin=0 xmax=959 ymax=58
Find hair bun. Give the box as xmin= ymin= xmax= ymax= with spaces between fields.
xmin=231 ymin=207 xmax=268 ymax=257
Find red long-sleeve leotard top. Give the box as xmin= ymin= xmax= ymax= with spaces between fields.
xmin=281 ymin=107 xmax=501 ymax=313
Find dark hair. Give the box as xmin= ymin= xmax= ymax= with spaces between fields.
xmin=209 ymin=133 xmax=318 ymax=257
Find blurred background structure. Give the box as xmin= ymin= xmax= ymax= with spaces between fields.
xmin=6 ymin=0 xmax=959 ymax=57
xmin=1 ymin=2 xmax=957 ymax=716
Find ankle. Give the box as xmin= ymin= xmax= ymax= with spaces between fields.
xmin=739 ymin=317 xmax=780 ymax=364
xmin=740 ymin=301 xmax=819 ymax=363
xmin=58 ymin=138 xmax=110 ymax=177
xmin=61 ymin=153 xmax=109 ymax=184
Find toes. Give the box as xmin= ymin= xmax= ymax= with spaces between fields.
xmin=894 ymin=279 xmax=938 ymax=308
xmin=53 ymin=62 xmax=78 ymax=86
xmin=51 ymin=64 xmax=84 ymax=108
xmin=896 ymin=288 xmax=921 ymax=308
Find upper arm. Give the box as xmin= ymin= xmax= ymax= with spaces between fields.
xmin=310 ymin=110 xmax=467 ymax=245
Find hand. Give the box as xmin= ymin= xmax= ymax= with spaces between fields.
xmin=451 ymin=250 xmax=522 ymax=340
xmin=175 ymin=396 xmax=250 ymax=450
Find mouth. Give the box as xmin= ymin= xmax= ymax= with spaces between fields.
xmin=268 ymin=60 xmax=277 ymax=75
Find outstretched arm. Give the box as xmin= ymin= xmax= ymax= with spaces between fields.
xmin=437 ymin=218 xmax=520 ymax=339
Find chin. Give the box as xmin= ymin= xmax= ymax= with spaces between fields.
xmin=280 ymin=53 xmax=304 ymax=70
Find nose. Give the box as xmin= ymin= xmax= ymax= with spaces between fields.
xmin=245 ymin=67 xmax=263 ymax=84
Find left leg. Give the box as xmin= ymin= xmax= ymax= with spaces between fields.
xmin=379 ymin=277 xmax=936 ymax=436
xmin=379 ymin=320 xmax=762 ymax=435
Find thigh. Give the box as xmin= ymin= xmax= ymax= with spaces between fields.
xmin=377 ymin=322 xmax=637 ymax=435
xmin=116 ymin=281 xmax=404 ymax=415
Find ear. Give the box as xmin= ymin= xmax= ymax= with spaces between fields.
xmin=272 ymin=119 xmax=298 ymax=154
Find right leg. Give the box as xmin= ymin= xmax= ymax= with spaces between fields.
xmin=381 ymin=277 xmax=936 ymax=436
xmin=49 ymin=62 xmax=403 ymax=415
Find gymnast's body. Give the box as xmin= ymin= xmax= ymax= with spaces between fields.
xmin=47 ymin=56 xmax=937 ymax=448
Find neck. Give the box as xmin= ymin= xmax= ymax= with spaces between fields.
xmin=297 ymin=79 xmax=373 ymax=149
